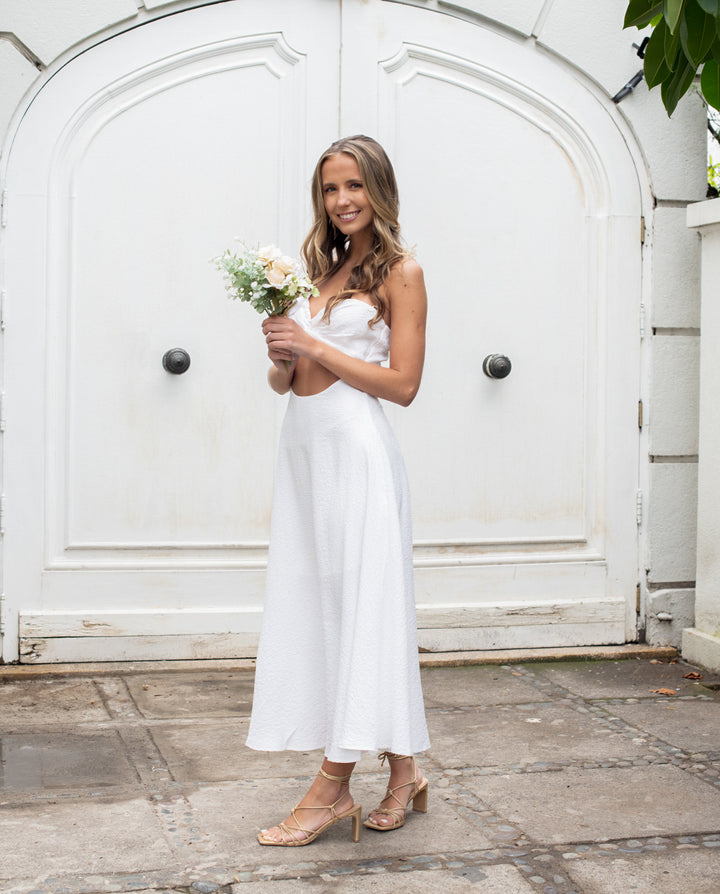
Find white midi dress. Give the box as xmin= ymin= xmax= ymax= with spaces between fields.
xmin=246 ymin=295 xmax=429 ymax=762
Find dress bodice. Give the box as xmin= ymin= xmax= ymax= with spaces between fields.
xmin=289 ymin=295 xmax=390 ymax=364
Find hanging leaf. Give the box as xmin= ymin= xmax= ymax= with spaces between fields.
xmin=665 ymin=15 xmax=684 ymax=66
xmin=702 ymin=57 xmax=720 ymax=107
xmin=681 ymin=0 xmax=717 ymax=64
xmin=661 ymin=53 xmax=696 ymax=112
xmin=697 ymin=0 xmax=719 ymax=12
xmin=711 ymin=37 xmax=720 ymax=61
xmin=646 ymin=20 xmax=674 ymax=84
xmin=664 ymin=0 xmax=687 ymax=33
xmin=625 ymin=0 xmax=665 ymax=28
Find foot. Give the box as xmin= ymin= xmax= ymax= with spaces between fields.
xmin=366 ymin=754 xmax=427 ymax=828
xmin=260 ymin=767 xmax=356 ymax=844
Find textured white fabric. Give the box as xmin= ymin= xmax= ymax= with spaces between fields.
xmin=246 ymin=299 xmax=429 ymax=761
xmin=288 ymin=295 xmax=391 ymax=364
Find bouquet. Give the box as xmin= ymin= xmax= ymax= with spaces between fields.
xmin=214 ymin=242 xmax=318 ymax=317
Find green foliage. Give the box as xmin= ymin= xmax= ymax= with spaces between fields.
xmin=709 ymin=154 xmax=720 ymax=189
xmin=624 ymin=0 xmax=720 ymax=114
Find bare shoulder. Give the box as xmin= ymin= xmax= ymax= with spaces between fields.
xmin=386 ymin=256 xmax=425 ymax=291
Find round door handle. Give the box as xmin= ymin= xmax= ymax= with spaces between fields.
xmin=482 ymin=354 xmax=512 ymax=379
xmin=162 ymin=348 xmax=191 ymax=375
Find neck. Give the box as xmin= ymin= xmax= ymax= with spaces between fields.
xmin=346 ymin=230 xmax=373 ymax=266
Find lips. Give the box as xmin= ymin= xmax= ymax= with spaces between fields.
xmin=338 ymin=211 xmax=361 ymax=221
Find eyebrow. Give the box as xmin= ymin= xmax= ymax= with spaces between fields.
xmin=322 ymin=178 xmax=362 ymax=187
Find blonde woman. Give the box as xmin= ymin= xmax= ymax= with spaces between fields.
xmin=246 ymin=135 xmax=430 ymax=846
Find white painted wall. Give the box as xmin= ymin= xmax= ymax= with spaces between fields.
xmin=684 ymin=198 xmax=720 ymax=672
xmin=0 ymin=0 xmax=709 ymax=660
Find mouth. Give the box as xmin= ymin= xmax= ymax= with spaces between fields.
xmin=338 ymin=211 xmax=361 ymax=222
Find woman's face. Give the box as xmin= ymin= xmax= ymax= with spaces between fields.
xmin=321 ymin=153 xmax=374 ymax=239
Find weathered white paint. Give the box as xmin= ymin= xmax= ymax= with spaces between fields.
xmin=0 ymin=0 xmax=672 ymax=662
xmin=684 ymin=198 xmax=720 ymax=672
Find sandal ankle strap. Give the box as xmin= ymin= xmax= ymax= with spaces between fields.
xmin=318 ymin=767 xmax=352 ymax=784
xmin=378 ymin=751 xmax=411 ymax=766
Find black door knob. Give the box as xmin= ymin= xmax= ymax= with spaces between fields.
xmin=482 ymin=354 xmax=511 ymax=379
xmin=162 ymin=348 xmax=191 ymax=374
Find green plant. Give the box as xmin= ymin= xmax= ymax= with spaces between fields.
xmin=624 ymin=0 xmax=720 ymax=115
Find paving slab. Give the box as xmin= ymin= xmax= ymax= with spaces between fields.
xmin=564 ymin=849 xmax=720 ymax=894
xmin=0 ymin=797 xmax=175 ymax=879
xmin=535 ymin=658 xmax=720 ymax=700
xmin=426 ymin=701 xmax=646 ymax=768
xmin=126 ymin=673 xmax=254 ymax=718
xmin=151 ymin=721 xmax=387 ymax=783
xmin=0 ymin=679 xmax=109 ymax=724
xmin=229 ymin=864 xmax=536 ymax=892
xmin=420 ymin=666 xmax=543 ymax=708
xmin=607 ymin=698 xmax=720 ymax=754
xmin=466 ymin=764 xmax=720 ymax=844
xmin=0 ymin=730 xmax=137 ymax=791
xmin=188 ymin=776 xmax=495 ymax=865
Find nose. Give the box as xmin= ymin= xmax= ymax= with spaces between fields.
xmin=337 ymin=187 xmax=352 ymax=206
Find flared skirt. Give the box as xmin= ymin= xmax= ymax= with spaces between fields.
xmin=246 ymin=379 xmax=429 ymax=761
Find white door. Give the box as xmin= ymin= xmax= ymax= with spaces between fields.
xmin=2 ymin=0 xmax=643 ymax=662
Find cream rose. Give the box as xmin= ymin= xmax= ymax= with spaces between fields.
xmin=266 ymin=262 xmax=288 ymax=286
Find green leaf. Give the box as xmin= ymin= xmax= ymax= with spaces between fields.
xmin=646 ymin=20 xmax=673 ymax=85
xmin=624 ymin=0 xmax=664 ymax=28
xmin=680 ymin=0 xmax=717 ymax=65
xmin=664 ymin=0 xmax=687 ymax=32
xmin=711 ymin=36 xmax=720 ymax=60
xmin=665 ymin=15 xmax=683 ymax=66
xmin=697 ymin=0 xmax=719 ymax=13
xmin=661 ymin=53 xmax=696 ymax=112
xmin=701 ymin=57 xmax=720 ymax=106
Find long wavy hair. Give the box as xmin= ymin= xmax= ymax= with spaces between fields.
xmin=301 ymin=135 xmax=409 ymax=326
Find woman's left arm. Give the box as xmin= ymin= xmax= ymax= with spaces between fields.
xmin=263 ymin=259 xmax=427 ymax=406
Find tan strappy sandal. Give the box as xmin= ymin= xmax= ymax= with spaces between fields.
xmin=363 ymin=751 xmax=428 ymax=831
xmin=257 ymin=768 xmax=362 ymax=846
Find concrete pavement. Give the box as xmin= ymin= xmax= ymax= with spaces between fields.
xmin=1 ymin=646 xmax=719 ymax=894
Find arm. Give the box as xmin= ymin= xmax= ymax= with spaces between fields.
xmin=266 ymin=353 xmax=296 ymax=395
xmin=263 ymin=259 xmax=428 ymax=406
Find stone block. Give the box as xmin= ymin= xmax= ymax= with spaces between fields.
xmin=646 ymin=588 xmax=696 ymax=648
xmin=0 ymin=39 xmax=40 ymax=140
xmin=648 ymin=336 xmax=700 ymax=456
xmin=566 ymin=851 xmax=720 ymax=894
xmin=647 ymin=463 xmax=698 ymax=583
xmin=538 ymin=0 xmax=645 ymax=97
xmin=426 ymin=702 xmax=648 ymax=769
xmin=188 ymin=775 xmax=495 ymax=863
xmin=536 ymin=657 xmax=713 ymax=698
xmin=443 ymin=0 xmax=546 ymax=37
xmin=2 ymin=0 xmax=138 ymax=66
xmin=620 ymin=81 xmax=707 ymax=201
xmin=651 ymin=205 xmax=702 ymax=328
xmin=609 ymin=697 xmax=720 ymax=754
xmin=468 ymin=764 xmax=720 ymax=843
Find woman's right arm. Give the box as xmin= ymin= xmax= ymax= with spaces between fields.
xmin=266 ymin=349 xmax=296 ymax=394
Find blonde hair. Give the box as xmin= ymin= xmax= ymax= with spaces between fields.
xmin=301 ymin=135 xmax=409 ymax=325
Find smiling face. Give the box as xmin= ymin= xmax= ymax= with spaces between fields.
xmin=321 ymin=153 xmax=374 ymax=241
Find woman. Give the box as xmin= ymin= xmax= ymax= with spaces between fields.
xmin=246 ymin=135 xmax=430 ymax=846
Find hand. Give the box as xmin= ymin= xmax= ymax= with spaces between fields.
xmin=262 ymin=315 xmax=314 ymax=362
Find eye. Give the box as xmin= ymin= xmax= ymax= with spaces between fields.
xmin=323 ymin=185 xmax=336 ymax=194
xmin=350 ymin=182 xmax=363 ymax=189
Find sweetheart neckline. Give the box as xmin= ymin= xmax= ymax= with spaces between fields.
xmin=303 ymin=296 xmax=386 ymax=327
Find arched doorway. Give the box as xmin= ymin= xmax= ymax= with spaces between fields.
xmin=2 ymin=0 xmax=645 ymax=661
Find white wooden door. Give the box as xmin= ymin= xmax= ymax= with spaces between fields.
xmin=338 ymin=1 xmax=643 ymax=651
xmin=2 ymin=0 xmax=643 ymax=662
